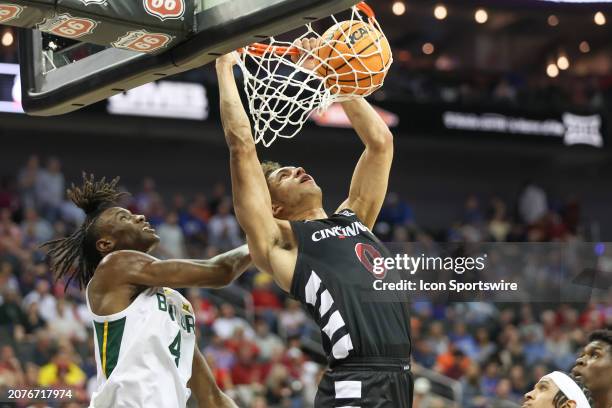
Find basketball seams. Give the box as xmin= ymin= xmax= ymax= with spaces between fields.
xmin=317 ymin=21 xmax=351 ymax=79
xmin=317 ymin=20 xmax=390 ymax=95
xmin=332 ymin=32 xmax=385 ymax=73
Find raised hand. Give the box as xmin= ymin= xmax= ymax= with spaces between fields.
xmin=291 ymin=37 xmax=321 ymax=72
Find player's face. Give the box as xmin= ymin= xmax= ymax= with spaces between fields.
xmin=522 ymin=379 xmax=562 ymax=408
xmin=572 ymin=340 xmax=612 ymax=393
xmin=95 ymin=207 xmax=160 ymax=254
xmin=267 ymin=166 xmax=322 ymax=218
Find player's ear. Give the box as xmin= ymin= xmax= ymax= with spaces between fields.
xmin=563 ymin=401 xmax=577 ymax=408
xmin=96 ymin=237 xmax=115 ymax=254
xmin=272 ymin=203 xmax=284 ymax=218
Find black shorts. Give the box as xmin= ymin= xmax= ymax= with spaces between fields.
xmin=315 ymin=357 xmax=414 ymax=408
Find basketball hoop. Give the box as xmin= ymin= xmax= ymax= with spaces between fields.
xmin=234 ymin=2 xmax=391 ymax=147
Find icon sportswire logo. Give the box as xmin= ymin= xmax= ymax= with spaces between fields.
xmin=311 ymin=221 xmax=370 ymax=242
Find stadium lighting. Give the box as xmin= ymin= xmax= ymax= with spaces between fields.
xmin=1 ymin=31 xmax=13 ymax=47
xmin=547 ymin=63 xmax=559 ymax=78
xmin=547 ymin=15 xmax=559 ymax=26
xmin=392 ymin=1 xmax=406 ymax=16
xmin=475 ymin=9 xmax=488 ymax=24
xmin=579 ymin=40 xmax=590 ymax=53
xmin=434 ymin=5 xmax=448 ymax=20
xmin=594 ymin=11 xmax=606 ymax=25
xmin=422 ymin=42 xmax=435 ymax=55
xmin=557 ymin=55 xmax=570 ymax=70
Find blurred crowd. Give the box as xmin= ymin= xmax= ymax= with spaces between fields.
xmin=383 ymin=65 xmax=612 ymax=113
xmin=0 ymin=155 xmax=610 ymax=407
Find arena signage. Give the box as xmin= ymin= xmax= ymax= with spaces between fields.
xmin=0 ymin=4 xmax=24 ymax=24
xmin=112 ymin=30 xmax=173 ymax=53
xmin=442 ymin=111 xmax=603 ymax=148
xmin=143 ymin=0 xmax=185 ymax=21
xmin=38 ymin=14 xmax=99 ymax=39
xmin=107 ymin=81 xmax=209 ymax=120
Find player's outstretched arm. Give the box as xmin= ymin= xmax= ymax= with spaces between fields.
xmin=215 ymin=54 xmax=290 ymax=287
xmin=99 ymin=245 xmax=251 ymax=289
xmin=336 ymin=97 xmax=393 ymax=229
xmin=188 ymin=345 xmax=238 ymax=408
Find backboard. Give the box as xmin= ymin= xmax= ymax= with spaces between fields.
xmin=17 ymin=0 xmax=360 ymax=116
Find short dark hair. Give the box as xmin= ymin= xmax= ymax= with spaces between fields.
xmin=588 ymin=330 xmax=612 ymax=353
xmin=261 ymin=161 xmax=281 ymax=181
xmin=553 ymin=374 xmax=594 ymax=408
xmin=42 ymin=173 xmax=125 ymax=289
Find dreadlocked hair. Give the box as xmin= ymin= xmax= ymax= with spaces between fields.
xmin=553 ymin=374 xmax=594 ymax=408
xmin=42 ymin=173 xmax=126 ymax=289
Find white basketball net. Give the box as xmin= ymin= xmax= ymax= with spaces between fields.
xmin=235 ymin=2 xmax=391 ymax=147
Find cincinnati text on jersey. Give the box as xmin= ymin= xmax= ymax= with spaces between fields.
xmin=311 ymin=220 xmax=369 ymax=242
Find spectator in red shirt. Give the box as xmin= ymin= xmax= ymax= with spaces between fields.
xmin=231 ymin=346 xmax=263 ymax=386
xmin=435 ymin=346 xmax=471 ymax=380
xmin=186 ymin=289 xmax=217 ymax=329
xmin=224 ymin=326 xmax=260 ymax=357
xmin=251 ymin=273 xmax=282 ymax=312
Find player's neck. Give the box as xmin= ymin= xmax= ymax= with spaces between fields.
xmin=294 ymin=207 xmax=327 ymax=221
xmin=594 ymin=390 xmax=612 ymax=408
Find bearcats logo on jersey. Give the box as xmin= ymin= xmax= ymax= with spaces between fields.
xmin=38 ymin=14 xmax=98 ymax=39
xmin=0 ymin=4 xmax=24 ymax=24
xmin=143 ymin=0 xmax=185 ymax=21
xmin=112 ymin=30 xmax=172 ymax=53
xmin=355 ymin=243 xmax=386 ymax=279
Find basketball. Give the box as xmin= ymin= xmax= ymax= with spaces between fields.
xmin=316 ymin=20 xmax=392 ymax=95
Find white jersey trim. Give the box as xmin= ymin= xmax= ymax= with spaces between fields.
xmin=85 ymin=281 xmax=155 ymax=323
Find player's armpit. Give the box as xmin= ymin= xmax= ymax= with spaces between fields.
xmin=188 ymin=346 xmax=238 ymax=408
xmin=246 ymin=223 xmax=296 ymax=292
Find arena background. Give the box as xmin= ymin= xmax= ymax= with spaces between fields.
xmin=0 ymin=0 xmax=611 ymax=407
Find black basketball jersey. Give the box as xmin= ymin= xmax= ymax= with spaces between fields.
xmin=289 ymin=209 xmax=411 ymax=365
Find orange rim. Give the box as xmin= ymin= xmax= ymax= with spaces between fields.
xmin=240 ymin=2 xmax=377 ymax=57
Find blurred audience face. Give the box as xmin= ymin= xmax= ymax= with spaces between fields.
xmin=251 ymin=396 xmax=268 ymax=408
xmin=166 ymin=212 xmax=178 ymax=225
xmin=220 ymin=303 xmax=235 ymax=318
xmin=496 ymin=378 xmax=512 ymax=398
xmin=142 ymin=177 xmax=155 ymax=192
xmin=36 ymin=280 xmax=50 ymax=295
xmin=47 ymin=157 xmax=61 ymax=173
xmin=255 ymin=320 xmax=270 ymax=336
xmin=26 ymin=155 xmax=39 ymax=170
xmin=217 ymin=199 xmax=232 ymax=216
